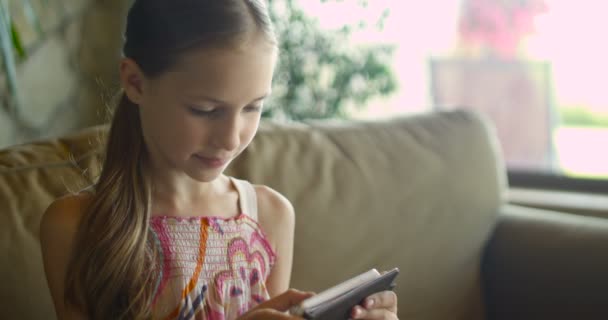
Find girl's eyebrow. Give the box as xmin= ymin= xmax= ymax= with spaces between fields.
xmin=192 ymin=93 xmax=270 ymax=105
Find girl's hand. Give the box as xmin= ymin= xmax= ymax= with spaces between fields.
xmin=238 ymin=289 xmax=314 ymax=320
xmin=351 ymin=290 xmax=398 ymax=320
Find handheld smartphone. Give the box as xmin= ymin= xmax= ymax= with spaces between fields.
xmin=289 ymin=268 xmax=400 ymax=320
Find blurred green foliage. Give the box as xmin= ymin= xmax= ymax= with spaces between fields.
xmin=559 ymin=106 xmax=608 ymax=128
xmin=264 ymin=0 xmax=397 ymax=120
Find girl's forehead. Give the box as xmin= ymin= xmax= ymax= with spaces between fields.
xmin=161 ymin=44 xmax=276 ymax=100
xmin=175 ymin=47 xmax=272 ymax=75
xmin=172 ymin=32 xmax=277 ymax=72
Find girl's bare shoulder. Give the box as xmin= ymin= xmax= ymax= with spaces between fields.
xmin=254 ymin=185 xmax=294 ymax=226
xmin=41 ymin=192 xmax=94 ymax=234
xmin=252 ymin=185 xmax=295 ymax=245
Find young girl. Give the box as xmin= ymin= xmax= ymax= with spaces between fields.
xmin=40 ymin=0 xmax=398 ymax=319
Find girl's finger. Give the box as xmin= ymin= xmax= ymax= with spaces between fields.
xmin=351 ymin=305 xmax=398 ymax=320
xmin=252 ymin=289 xmax=314 ymax=312
xmin=363 ymin=290 xmax=398 ymax=313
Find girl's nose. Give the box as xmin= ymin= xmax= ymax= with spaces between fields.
xmin=214 ymin=118 xmax=240 ymax=152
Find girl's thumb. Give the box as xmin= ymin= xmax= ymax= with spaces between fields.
xmin=256 ymin=289 xmax=315 ymax=312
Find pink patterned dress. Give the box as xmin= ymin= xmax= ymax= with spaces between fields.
xmin=148 ymin=178 xmax=276 ymax=320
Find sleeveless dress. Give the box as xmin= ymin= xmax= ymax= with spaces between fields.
xmin=147 ymin=177 xmax=276 ymax=320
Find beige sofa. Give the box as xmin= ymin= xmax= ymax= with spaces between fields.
xmin=2 ymin=110 xmax=608 ymax=320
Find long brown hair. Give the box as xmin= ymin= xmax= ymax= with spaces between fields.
xmin=64 ymin=1 xmax=277 ymax=318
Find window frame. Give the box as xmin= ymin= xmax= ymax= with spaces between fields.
xmin=508 ymin=170 xmax=608 ymax=195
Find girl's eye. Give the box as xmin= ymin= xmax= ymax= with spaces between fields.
xmin=245 ymin=105 xmax=262 ymax=113
xmin=188 ymin=106 xmax=217 ymax=117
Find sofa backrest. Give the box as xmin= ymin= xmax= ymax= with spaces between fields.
xmin=227 ymin=110 xmax=507 ymax=320
xmin=0 ymin=126 xmax=103 ymax=319
xmin=0 ymin=110 xmax=506 ymax=320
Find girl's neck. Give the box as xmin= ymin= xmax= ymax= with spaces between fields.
xmin=148 ymin=174 xmax=236 ymax=218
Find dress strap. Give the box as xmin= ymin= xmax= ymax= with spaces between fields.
xmin=229 ymin=177 xmax=258 ymax=221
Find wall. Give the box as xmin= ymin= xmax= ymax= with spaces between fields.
xmin=0 ymin=0 xmax=130 ymax=149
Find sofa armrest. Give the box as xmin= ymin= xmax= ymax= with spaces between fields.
xmin=482 ymin=204 xmax=608 ymax=320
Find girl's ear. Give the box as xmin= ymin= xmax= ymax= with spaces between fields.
xmin=120 ymin=58 xmax=146 ymax=105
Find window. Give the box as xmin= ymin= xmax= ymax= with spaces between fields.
xmin=295 ymin=0 xmax=608 ymax=189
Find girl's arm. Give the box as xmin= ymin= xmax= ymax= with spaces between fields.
xmin=254 ymin=185 xmax=296 ymax=297
xmin=40 ymin=195 xmax=91 ymax=320
xmin=252 ymin=186 xmax=399 ymax=320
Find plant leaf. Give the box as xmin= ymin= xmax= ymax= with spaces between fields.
xmin=10 ymin=21 xmax=25 ymax=59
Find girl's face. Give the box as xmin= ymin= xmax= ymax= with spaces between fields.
xmin=122 ymin=36 xmax=277 ymax=182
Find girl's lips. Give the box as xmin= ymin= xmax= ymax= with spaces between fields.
xmin=193 ymin=154 xmax=228 ymax=168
